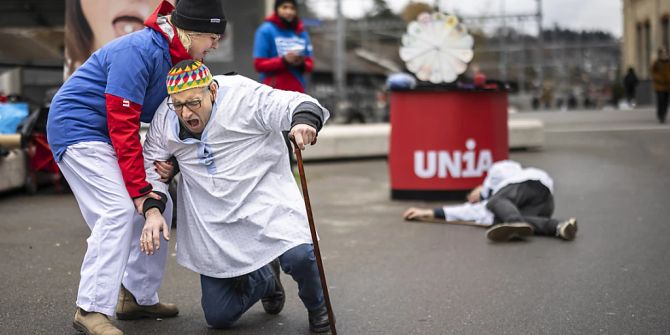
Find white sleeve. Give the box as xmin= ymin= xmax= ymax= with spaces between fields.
xmin=442 ymin=202 xmax=494 ymax=226
xmin=234 ymin=75 xmax=330 ymax=132
xmin=142 ymin=103 xmax=171 ymax=195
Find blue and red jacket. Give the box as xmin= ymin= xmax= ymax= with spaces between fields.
xmin=253 ymin=14 xmax=314 ymax=93
xmin=47 ymin=1 xmax=191 ymax=198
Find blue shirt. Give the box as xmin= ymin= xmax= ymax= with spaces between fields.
xmin=47 ymin=27 xmax=171 ymax=161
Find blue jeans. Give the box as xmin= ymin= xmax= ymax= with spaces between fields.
xmin=200 ymin=244 xmax=325 ymax=329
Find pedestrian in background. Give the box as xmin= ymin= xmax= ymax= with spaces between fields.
xmin=254 ymin=0 xmax=314 ymax=167
xmin=253 ymin=0 xmax=313 ymax=92
xmin=623 ymin=67 xmax=638 ymax=107
xmin=651 ymin=48 xmax=670 ymax=123
xmin=47 ymin=1 xmax=226 ymax=334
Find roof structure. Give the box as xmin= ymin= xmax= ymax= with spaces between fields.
xmin=309 ymin=30 xmax=403 ymax=76
xmin=0 ymin=0 xmax=64 ymax=28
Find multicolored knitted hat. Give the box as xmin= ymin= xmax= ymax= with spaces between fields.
xmin=166 ymin=60 xmax=213 ymax=95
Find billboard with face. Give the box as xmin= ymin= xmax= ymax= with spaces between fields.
xmin=64 ymin=0 xmax=248 ymax=79
xmin=65 ymin=0 xmax=172 ymax=77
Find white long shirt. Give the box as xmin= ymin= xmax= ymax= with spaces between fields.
xmin=143 ymin=75 xmax=329 ymax=278
xmin=442 ymin=202 xmax=494 ymax=226
xmin=481 ymin=160 xmax=554 ymax=199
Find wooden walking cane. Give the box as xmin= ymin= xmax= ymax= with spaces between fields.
xmin=291 ymin=137 xmax=337 ymax=335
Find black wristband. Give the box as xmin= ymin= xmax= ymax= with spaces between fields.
xmin=291 ymin=102 xmax=324 ymax=131
xmin=142 ymin=191 xmax=168 ymax=217
xmin=433 ymin=208 xmax=446 ymax=220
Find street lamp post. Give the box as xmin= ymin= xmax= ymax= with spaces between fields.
xmin=334 ymin=0 xmax=346 ymax=120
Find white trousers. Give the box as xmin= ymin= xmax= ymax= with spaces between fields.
xmin=58 ymin=141 xmax=172 ymax=316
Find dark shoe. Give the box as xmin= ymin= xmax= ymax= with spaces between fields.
xmin=486 ymin=222 xmax=534 ymax=242
xmin=115 ymin=285 xmax=179 ymax=320
xmin=308 ymin=304 xmax=331 ymax=333
xmin=261 ymin=259 xmax=285 ymax=315
xmin=556 ymin=218 xmax=578 ymax=241
xmin=73 ymin=308 xmax=123 ymax=335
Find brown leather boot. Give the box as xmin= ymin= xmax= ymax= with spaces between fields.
xmin=115 ymin=285 xmax=179 ymax=320
xmin=73 ymin=308 xmax=123 ymax=335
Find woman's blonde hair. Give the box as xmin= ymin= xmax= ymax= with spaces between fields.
xmin=166 ymin=15 xmax=193 ymax=50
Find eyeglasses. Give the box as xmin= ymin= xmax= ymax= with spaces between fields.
xmin=167 ymin=99 xmax=202 ymax=112
xmin=188 ymin=33 xmax=222 ymax=43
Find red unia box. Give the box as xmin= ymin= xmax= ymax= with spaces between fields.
xmin=389 ymin=90 xmax=508 ymax=200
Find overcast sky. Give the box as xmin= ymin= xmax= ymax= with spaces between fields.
xmin=306 ymin=0 xmax=622 ymax=37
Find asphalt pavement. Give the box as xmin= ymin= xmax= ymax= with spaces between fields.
xmin=1 ymin=107 xmax=669 ymax=334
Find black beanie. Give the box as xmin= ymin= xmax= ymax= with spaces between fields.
xmin=172 ymin=0 xmax=227 ymax=35
xmin=274 ymin=0 xmax=298 ymax=12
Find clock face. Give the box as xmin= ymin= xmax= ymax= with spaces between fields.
xmin=400 ymin=12 xmax=474 ymax=83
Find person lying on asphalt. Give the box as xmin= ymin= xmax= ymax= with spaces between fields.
xmin=404 ymin=160 xmax=578 ymax=242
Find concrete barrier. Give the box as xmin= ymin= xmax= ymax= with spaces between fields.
xmin=508 ymin=119 xmax=545 ymax=150
xmin=303 ymin=124 xmax=390 ymax=160
xmin=302 ymin=119 xmax=544 ymax=160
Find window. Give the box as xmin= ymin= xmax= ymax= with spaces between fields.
xmin=645 ymin=21 xmax=651 ymax=75
xmin=637 ymin=23 xmax=643 ymax=75
xmin=662 ymin=16 xmax=669 ymax=50
xmin=637 ymin=21 xmax=651 ymax=76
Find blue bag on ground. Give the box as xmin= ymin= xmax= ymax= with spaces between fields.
xmin=0 ymin=102 xmax=29 ymax=134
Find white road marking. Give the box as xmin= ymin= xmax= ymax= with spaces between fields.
xmin=546 ymin=125 xmax=670 ymax=133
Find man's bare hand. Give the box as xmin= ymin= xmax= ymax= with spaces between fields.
xmin=153 ymin=160 xmax=175 ymax=183
xmin=289 ymin=124 xmax=317 ymax=150
xmin=467 ymin=185 xmax=483 ymax=203
xmin=403 ymin=207 xmax=435 ymax=222
xmin=140 ymin=208 xmax=170 ymax=256
xmin=132 ymin=192 xmax=162 ymax=214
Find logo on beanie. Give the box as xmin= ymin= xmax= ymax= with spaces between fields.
xmin=166 ymin=60 xmax=213 ymax=95
xmin=211 ymin=18 xmax=221 ymax=23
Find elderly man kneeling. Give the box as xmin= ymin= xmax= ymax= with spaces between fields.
xmin=138 ymin=60 xmax=331 ymax=333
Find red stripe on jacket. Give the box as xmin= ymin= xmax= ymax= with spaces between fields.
xmin=106 ymin=94 xmax=152 ymax=198
xmin=104 ymin=1 xmax=190 ymax=200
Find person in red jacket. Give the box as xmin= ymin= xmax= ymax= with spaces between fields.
xmin=47 ymin=1 xmax=226 ymax=334
xmin=253 ymin=0 xmax=314 ymax=93
xmin=254 ymin=0 xmax=314 ymax=166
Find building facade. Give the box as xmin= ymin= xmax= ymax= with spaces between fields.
xmin=623 ymin=0 xmax=670 ymax=78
